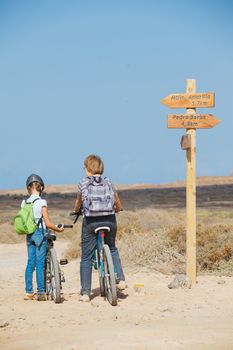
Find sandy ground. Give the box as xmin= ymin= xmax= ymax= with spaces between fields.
xmin=1 ymin=242 xmax=233 ymax=350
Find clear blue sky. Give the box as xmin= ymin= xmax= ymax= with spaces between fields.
xmin=0 ymin=0 xmax=233 ymax=189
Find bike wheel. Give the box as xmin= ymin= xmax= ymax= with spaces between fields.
xmin=45 ymin=252 xmax=51 ymax=300
xmin=50 ymin=248 xmax=61 ymax=303
xmin=99 ymin=275 xmax=105 ymax=297
xmin=103 ymin=244 xmax=117 ymax=306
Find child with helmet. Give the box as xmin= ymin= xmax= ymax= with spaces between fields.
xmin=23 ymin=174 xmax=64 ymax=301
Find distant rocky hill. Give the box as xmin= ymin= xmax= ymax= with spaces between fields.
xmin=1 ymin=176 xmax=233 ymax=196
xmin=1 ymin=176 xmax=233 ymax=211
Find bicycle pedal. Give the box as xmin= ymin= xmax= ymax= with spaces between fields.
xmin=60 ymin=271 xmax=65 ymax=283
xmin=60 ymin=259 xmax=68 ymax=265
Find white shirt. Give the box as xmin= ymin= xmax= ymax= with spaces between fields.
xmin=21 ymin=194 xmax=47 ymax=229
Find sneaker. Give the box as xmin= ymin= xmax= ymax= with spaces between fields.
xmin=24 ymin=293 xmax=35 ymax=300
xmin=79 ymin=294 xmax=90 ymax=302
xmin=37 ymin=293 xmax=47 ymax=301
xmin=117 ymin=280 xmax=127 ymax=291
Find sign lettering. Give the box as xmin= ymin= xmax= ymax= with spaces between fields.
xmin=161 ymin=92 xmax=215 ymax=108
xmin=167 ymin=114 xmax=220 ymax=129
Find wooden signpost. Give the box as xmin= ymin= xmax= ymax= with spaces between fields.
xmin=167 ymin=113 xmax=220 ymax=129
xmin=161 ymin=92 xmax=215 ymax=108
xmin=161 ymin=79 xmax=221 ymax=287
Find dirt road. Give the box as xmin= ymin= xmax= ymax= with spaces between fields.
xmin=1 ymin=242 xmax=233 ymax=350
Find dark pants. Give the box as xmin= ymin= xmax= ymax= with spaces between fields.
xmin=80 ymin=215 xmax=125 ymax=296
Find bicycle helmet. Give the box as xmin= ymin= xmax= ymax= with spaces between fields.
xmin=26 ymin=174 xmax=45 ymax=191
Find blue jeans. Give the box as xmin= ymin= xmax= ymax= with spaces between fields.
xmin=80 ymin=215 xmax=125 ymax=296
xmin=25 ymin=228 xmax=47 ymax=294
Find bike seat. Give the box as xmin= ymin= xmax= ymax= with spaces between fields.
xmin=94 ymin=226 xmax=110 ymax=235
xmin=45 ymin=233 xmax=57 ymax=241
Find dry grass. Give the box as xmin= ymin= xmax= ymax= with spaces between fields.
xmin=61 ymin=208 xmax=233 ymax=276
xmin=1 ymin=182 xmax=233 ymax=276
xmin=0 ymin=212 xmax=24 ymax=244
xmin=167 ymin=222 xmax=233 ymax=273
xmin=2 ymin=207 xmax=233 ymax=275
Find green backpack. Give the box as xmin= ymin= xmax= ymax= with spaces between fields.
xmin=14 ymin=198 xmax=40 ymax=235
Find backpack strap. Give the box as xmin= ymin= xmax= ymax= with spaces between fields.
xmin=37 ymin=216 xmax=45 ymax=250
xmin=25 ymin=197 xmax=44 ymax=231
xmin=37 ymin=216 xmax=44 ymax=229
xmin=25 ymin=197 xmax=40 ymax=205
xmin=93 ymin=176 xmax=102 ymax=184
xmin=32 ymin=198 xmax=40 ymax=204
xmin=102 ymin=177 xmax=113 ymax=190
xmin=86 ymin=176 xmax=95 ymax=186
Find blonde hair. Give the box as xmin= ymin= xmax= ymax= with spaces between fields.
xmin=27 ymin=182 xmax=43 ymax=195
xmin=84 ymin=154 xmax=104 ymax=175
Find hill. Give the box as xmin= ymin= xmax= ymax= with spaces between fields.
xmin=1 ymin=175 xmax=233 ymax=196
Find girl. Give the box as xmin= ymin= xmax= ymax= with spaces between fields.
xmin=72 ymin=155 xmax=126 ymax=302
xmin=23 ymin=174 xmax=64 ymax=301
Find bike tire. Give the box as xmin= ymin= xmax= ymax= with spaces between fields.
xmin=45 ymin=252 xmax=51 ymax=300
xmin=99 ymin=276 xmax=106 ymax=297
xmin=103 ymin=244 xmax=117 ymax=306
xmin=99 ymin=276 xmax=105 ymax=296
xmin=50 ymin=248 xmax=61 ymax=303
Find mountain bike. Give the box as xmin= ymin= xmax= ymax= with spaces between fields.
xmin=45 ymin=224 xmax=73 ymax=304
xmin=70 ymin=212 xmax=118 ymax=306
xmin=95 ymin=226 xmax=117 ymax=306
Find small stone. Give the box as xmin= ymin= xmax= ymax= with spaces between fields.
xmin=217 ymin=280 xmax=226 ymax=285
xmin=91 ymin=301 xmax=100 ymax=308
xmin=158 ymin=305 xmax=172 ymax=313
xmin=168 ymin=274 xmax=191 ymax=289
xmin=0 ymin=321 xmax=9 ymax=328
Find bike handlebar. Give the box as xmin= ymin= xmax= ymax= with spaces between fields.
xmin=70 ymin=210 xmax=82 ymax=224
xmin=57 ymin=224 xmax=73 ymax=229
xmin=69 ymin=208 xmax=123 ymax=225
xmin=69 ymin=211 xmax=82 ymax=217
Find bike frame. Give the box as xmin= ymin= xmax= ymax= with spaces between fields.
xmin=45 ymin=238 xmax=60 ymax=281
xmin=70 ymin=212 xmax=117 ymax=305
xmin=45 ymin=235 xmax=61 ymax=300
xmin=96 ymin=230 xmax=105 ymax=279
xmin=45 ymin=226 xmax=71 ymax=303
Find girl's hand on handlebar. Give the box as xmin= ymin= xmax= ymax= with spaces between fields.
xmin=57 ymin=224 xmax=64 ymax=232
xmin=57 ymin=224 xmax=73 ymax=231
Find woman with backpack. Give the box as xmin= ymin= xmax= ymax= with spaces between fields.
xmin=22 ymin=174 xmax=64 ymax=301
xmin=71 ymin=154 xmax=126 ymax=302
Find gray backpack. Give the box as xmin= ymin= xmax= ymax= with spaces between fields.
xmin=83 ymin=177 xmax=115 ymax=217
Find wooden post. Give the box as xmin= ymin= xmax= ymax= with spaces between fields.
xmin=162 ymin=80 xmax=220 ymax=287
xmin=186 ymin=79 xmax=196 ymax=286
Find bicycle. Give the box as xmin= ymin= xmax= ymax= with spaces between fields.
xmin=95 ymin=226 xmax=118 ymax=306
xmin=70 ymin=212 xmax=118 ymax=306
xmin=45 ymin=224 xmax=73 ymax=304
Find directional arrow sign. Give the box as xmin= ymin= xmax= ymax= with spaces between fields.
xmin=161 ymin=92 xmax=215 ymax=108
xmin=167 ymin=113 xmax=221 ymax=129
